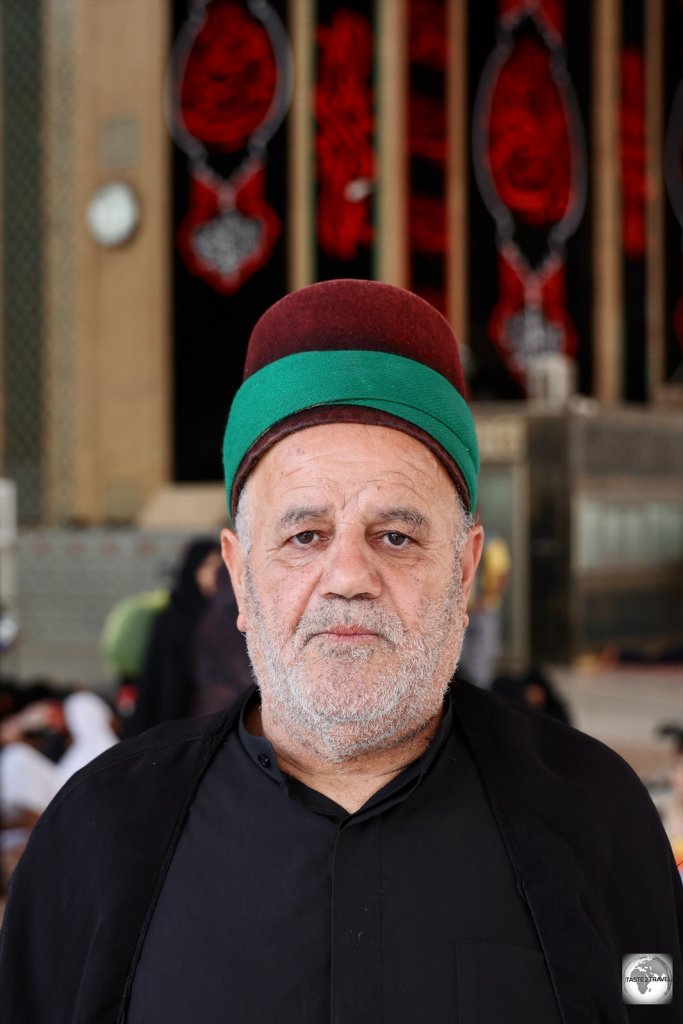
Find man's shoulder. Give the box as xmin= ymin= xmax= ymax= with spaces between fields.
xmin=37 ymin=701 xmax=245 ymax=831
xmin=452 ymin=679 xmax=651 ymax=805
xmin=77 ymin=708 xmax=227 ymax=770
xmin=452 ymin=681 xmax=680 ymax=897
xmin=101 ymin=710 xmax=230 ymax=764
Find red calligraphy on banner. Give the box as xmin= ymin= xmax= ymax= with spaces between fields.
xmin=620 ymin=46 xmax=647 ymax=261
xmin=473 ymin=0 xmax=586 ymax=389
xmin=410 ymin=195 xmax=447 ymax=255
xmin=408 ymin=0 xmax=447 ymax=300
xmin=409 ymin=94 xmax=447 ymax=165
xmin=316 ymin=10 xmax=374 ymax=261
xmin=409 ymin=0 xmax=447 ymax=69
xmin=171 ymin=0 xmax=291 ymax=293
xmin=488 ymin=37 xmax=572 ymax=226
xmin=180 ymin=0 xmax=277 ymax=151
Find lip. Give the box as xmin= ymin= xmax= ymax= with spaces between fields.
xmin=317 ymin=627 xmax=379 ymax=641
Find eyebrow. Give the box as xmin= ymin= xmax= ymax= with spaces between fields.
xmin=277 ymin=506 xmax=331 ymax=530
xmin=373 ymin=507 xmax=430 ymax=530
xmin=276 ymin=504 xmax=430 ymax=532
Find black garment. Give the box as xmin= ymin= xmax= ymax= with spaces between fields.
xmin=1 ymin=683 xmax=682 ymax=1023
xmin=190 ymin=566 xmax=252 ymax=717
xmin=127 ymin=539 xmax=218 ymax=734
xmin=127 ymin=697 xmax=560 ymax=1023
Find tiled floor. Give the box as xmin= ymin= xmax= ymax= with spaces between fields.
xmin=550 ymin=663 xmax=683 ymax=785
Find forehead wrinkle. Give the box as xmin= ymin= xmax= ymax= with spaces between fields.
xmin=335 ymin=472 xmax=444 ymax=516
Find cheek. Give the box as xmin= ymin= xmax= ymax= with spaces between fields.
xmin=385 ymin=564 xmax=455 ymax=628
xmin=256 ymin=563 xmax=320 ymax=633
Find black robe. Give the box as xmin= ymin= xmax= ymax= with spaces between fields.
xmin=1 ymin=682 xmax=681 ymax=1023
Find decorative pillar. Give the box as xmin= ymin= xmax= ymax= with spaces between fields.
xmin=593 ymin=0 xmax=623 ymax=404
xmin=375 ymin=0 xmax=407 ymax=286
xmin=43 ymin=0 xmax=76 ymax=522
xmin=288 ymin=0 xmax=315 ymax=292
xmin=70 ymin=0 xmax=171 ymax=522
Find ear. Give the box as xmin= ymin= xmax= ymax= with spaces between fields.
xmin=459 ymin=522 xmax=484 ymax=608
xmin=221 ymin=528 xmax=248 ymax=632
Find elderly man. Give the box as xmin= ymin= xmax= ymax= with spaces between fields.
xmin=1 ymin=281 xmax=681 ymax=1022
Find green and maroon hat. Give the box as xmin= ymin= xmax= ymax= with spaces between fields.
xmin=222 ymin=279 xmax=479 ymax=524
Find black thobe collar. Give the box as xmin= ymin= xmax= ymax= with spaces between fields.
xmin=237 ymin=690 xmax=453 ymax=820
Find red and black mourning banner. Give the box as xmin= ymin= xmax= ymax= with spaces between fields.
xmin=314 ymin=0 xmax=376 ymax=282
xmin=619 ymin=1 xmax=651 ymax=401
xmin=407 ymin=0 xmax=448 ymax=317
xmin=170 ymin=0 xmax=291 ymax=482
xmin=171 ymin=0 xmax=292 ymax=295
xmin=470 ymin=0 xmax=588 ymax=396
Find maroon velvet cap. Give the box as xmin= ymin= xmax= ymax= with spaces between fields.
xmin=232 ymin=279 xmax=472 ymax=513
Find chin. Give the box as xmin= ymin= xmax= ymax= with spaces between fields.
xmin=266 ymin=669 xmax=448 ymax=763
xmin=301 ymin=702 xmax=442 ymax=764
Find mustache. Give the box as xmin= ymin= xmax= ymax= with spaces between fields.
xmin=295 ymin=601 xmax=404 ymax=646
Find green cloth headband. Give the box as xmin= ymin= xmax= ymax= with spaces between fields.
xmin=223 ymin=349 xmax=479 ymax=517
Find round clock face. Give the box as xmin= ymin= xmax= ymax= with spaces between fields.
xmin=86 ymin=181 xmax=140 ymax=247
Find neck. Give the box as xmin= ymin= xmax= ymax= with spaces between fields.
xmin=245 ymin=701 xmax=444 ymax=813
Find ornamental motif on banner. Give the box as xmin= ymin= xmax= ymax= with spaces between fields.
xmin=169 ymin=0 xmax=292 ymax=293
xmin=473 ymin=0 xmax=586 ymax=389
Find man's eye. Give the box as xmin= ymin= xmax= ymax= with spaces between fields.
xmin=384 ymin=532 xmax=410 ymax=548
xmin=292 ymin=531 xmax=317 ymax=546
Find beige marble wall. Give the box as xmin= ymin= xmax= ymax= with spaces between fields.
xmin=44 ymin=0 xmax=171 ymax=523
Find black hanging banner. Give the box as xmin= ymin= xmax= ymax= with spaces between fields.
xmin=170 ymin=0 xmax=292 ymax=482
xmin=313 ymin=0 xmax=376 ymax=283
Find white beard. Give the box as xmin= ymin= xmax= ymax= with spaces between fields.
xmin=242 ymin=560 xmax=467 ymax=763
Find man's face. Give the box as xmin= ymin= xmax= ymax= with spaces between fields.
xmin=222 ymin=423 xmax=483 ymax=762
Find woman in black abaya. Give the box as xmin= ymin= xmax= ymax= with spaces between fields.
xmin=127 ymin=539 xmax=222 ymax=735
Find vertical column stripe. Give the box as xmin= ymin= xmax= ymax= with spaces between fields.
xmin=288 ymin=0 xmax=315 ymax=292
xmin=375 ymin=0 xmax=407 ymax=285
xmin=593 ymin=0 xmax=623 ymax=404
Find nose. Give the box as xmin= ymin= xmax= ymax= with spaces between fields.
xmin=317 ymin=529 xmax=382 ymax=601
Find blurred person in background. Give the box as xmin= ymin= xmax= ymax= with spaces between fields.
xmin=491 ymin=665 xmax=572 ymax=725
xmin=0 ymin=686 xmax=120 ymax=907
xmin=458 ymin=526 xmax=511 ymax=688
xmin=0 ymin=741 xmax=62 ymax=904
xmin=0 ymin=739 xmax=62 ymax=832
xmin=126 ymin=538 xmax=222 ymax=735
xmin=0 ymin=689 xmax=64 ymax=903
xmin=101 ymin=587 xmax=170 ymax=720
xmin=190 ymin=562 xmax=252 ymax=717
xmin=0 ymin=687 xmax=67 ymax=765
xmin=57 ymin=691 xmax=119 ymax=782
xmin=658 ymin=725 xmax=683 ymax=880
